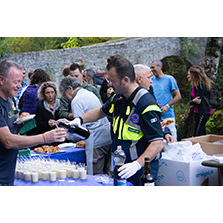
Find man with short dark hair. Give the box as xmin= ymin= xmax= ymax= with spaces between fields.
xmin=70 ymin=54 xmax=164 ymax=186
xmin=69 ymin=63 xmax=102 ymax=102
xmin=62 ymin=65 xmax=70 ymax=77
xmin=58 ymin=63 xmax=102 ymax=120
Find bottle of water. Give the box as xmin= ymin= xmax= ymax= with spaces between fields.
xmin=113 ymin=145 xmax=126 ymax=186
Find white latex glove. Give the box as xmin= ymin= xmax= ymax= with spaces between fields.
xmin=118 ymin=161 xmax=141 ymax=179
xmin=69 ymin=117 xmax=82 ymax=127
xmin=56 ymin=118 xmax=70 ymax=126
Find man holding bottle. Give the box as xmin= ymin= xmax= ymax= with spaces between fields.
xmin=70 ymin=54 xmax=164 ymax=186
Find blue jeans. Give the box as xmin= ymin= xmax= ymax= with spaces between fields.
xmin=166 ymin=118 xmax=177 ymax=141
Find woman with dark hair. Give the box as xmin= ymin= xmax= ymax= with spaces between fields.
xmin=35 ymin=81 xmax=60 ymax=134
xmin=187 ymin=65 xmax=213 ymax=136
xmin=18 ymin=69 xmax=51 ymax=114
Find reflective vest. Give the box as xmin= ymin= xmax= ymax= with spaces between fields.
xmin=108 ymin=88 xmax=161 ymax=160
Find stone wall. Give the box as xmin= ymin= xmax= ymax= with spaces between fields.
xmin=2 ymin=37 xmax=207 ymax=87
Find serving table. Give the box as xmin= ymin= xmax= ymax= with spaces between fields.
xmin=14 ymin=175 xmax=133 ymax=186
xmin=30 ymin=145 xmax=86 ymax=164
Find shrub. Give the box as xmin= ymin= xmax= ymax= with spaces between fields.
xmin=206 ymin=110 xmax=223 ymax=135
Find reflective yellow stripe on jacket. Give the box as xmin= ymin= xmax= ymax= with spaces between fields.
xmin=142 ymin=104 xmax=161 ymax=115
xmin=110 ymin=89 xmax=161 ymax=141
xmin=113 ymin=104 xmax=161 ymax=140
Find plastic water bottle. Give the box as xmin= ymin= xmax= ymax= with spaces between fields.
xmin=113 ymin=145 xmax=126 ymax=186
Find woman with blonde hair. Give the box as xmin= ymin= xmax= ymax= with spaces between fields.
xmin=187 ymin=65 xmax=213 ymax=136
xmin=34 ymin=81 xmax=60 ymax=135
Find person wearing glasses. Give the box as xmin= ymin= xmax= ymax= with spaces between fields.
xmin=70 ymin=54 xmax=164 ymax=186
xmin=0 ymin=60 xmax=66 ymax=186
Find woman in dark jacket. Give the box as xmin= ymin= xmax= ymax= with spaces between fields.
xmin=187 ymin=65 xmax=213 ymax=136
xmin=35 ymin=81 xmax=60 ymax=134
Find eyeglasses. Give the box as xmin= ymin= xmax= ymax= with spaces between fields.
xmin=43 ymin=82 xmax=55 ymax=88
xmin=106 ymin=78 xmax=118 ymax=85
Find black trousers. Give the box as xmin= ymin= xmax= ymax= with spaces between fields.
xmin=194 ymin=113 xmax=211 ymax=137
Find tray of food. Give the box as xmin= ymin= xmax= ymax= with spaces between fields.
xmin=161 ymin=118 xmax=174 ymax=127
xmin=33 ymin=145 xmax=63 ymax=154
xmin=14 ymin=112 xmax=36 ymax=125
xmin=75 ymin=140 xmax=85 ymax=148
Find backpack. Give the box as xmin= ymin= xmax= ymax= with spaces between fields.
xmin=93 ymin=72 xmax=104 ymax=85
xmin=205 ymin=82 xmax=222 ymax=109
xmin=19 ymin=85 xmax=41 ymax=114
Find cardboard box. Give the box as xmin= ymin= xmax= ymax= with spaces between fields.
xmin=156 ymin=158 xmax=219 ymax=186
xmin=182 ymin=134 xmax=223 ymax=155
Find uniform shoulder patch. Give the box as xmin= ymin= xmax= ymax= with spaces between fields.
xmin=130 ymin=113 xmax=140 ymax=124
xmin=150 ymin=118 xmax=158 ymax=123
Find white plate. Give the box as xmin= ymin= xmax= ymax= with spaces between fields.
xmin=14 ymin=114 xmax=36 ymax=124
xmin=57 ymin=143 xmax=76 ymax=148
xmin=33 ymin=150 xmax=66 ymax=154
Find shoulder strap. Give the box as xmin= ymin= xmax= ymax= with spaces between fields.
xmin=132 ymin=88 xmax=148 ymax=106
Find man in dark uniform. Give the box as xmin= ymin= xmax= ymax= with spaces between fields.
xmin=70 ymin=54 xmax=163 ymax=185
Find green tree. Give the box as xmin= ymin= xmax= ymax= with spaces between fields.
xmin=61 ymin=37 xmax=122 ymax=48
xmin=0 ymin=37 xmax=122 ymax=57
xmin=0 ymin=37 xmax=67 ymax=57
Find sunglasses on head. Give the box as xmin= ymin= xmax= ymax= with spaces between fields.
xmin=43 ymin=83 xmax=55 ymax=88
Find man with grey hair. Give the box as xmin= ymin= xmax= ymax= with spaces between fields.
xmin=83 ymin=69 xmax=104 ymax=90
xmin=134 ymin=64 xmax=153 ymax=96
xmin=150 ymin=59 xmax=181 ymax=141
xmin=59 ymin=76 xmax=112 ymax=175
xmin=0 ymin=60 xmax=66 ymax=186
xmin=134 ymin=64 xmax=175 ymax=144
xmin=82 ymin=69 xmax=95 ymax=84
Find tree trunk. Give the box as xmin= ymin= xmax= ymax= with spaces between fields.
xmin=202 ymin=37 xmax=223 ymax=81
xmin=177 ymin=37 xmax=223 ymax=140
